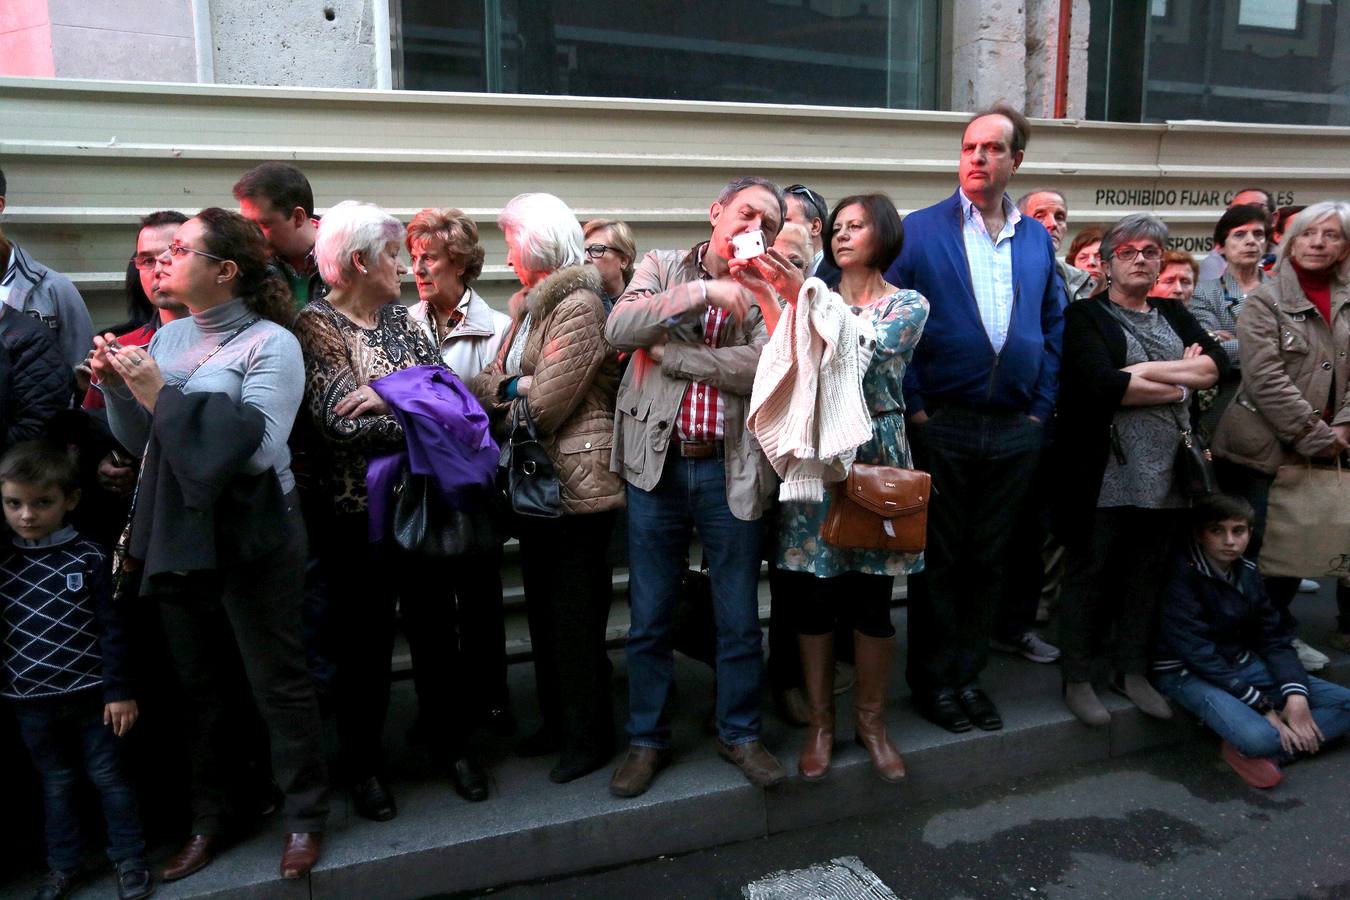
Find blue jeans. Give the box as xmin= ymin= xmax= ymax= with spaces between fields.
xmin=12 ymin=691 xmax=146 ymax=872
xmin=1155 ymin=657 xmax=1350 ymax=760
xmin=625 ymin=456 xmax=764 ymax=748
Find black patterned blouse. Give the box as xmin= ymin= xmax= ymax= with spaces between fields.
xmin=293 ymin=299 xmax=441 ymax=515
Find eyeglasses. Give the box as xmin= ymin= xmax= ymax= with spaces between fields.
xmin=585 ymin=244 xmax=616 ymax=260
xmin=129 ymin=254 xmax=161 ymax=271
xmin=159 ymin=242 xmax=228 ymax=263
xmin=1111 ymin=246 xmax=1163 ymax=262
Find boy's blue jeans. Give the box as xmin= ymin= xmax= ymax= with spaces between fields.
xmin=1155 ymin=657 xmax=1350 ymax=761
xmin=12 ymin=691 xmax=146 ymax=872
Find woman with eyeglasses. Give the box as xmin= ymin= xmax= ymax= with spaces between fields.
xmin=582 ymin=219 xmax=637 ymax=312
xmin=91 ymin=208 xmax=329 ymax=881
xmin=1051 ymin=214 xmax=1225 ymax=727
xmin=1211 ymin=201 xmax=1350 ymax=670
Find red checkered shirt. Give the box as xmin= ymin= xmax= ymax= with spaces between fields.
xmin=676 ymin=303 xmax=728 ymax=441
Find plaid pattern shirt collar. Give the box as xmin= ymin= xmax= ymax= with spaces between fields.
xmin=676 ymin=244 xmax=728 ymax=441
xmin=958 ymin=189 xmax=1021 ymax=353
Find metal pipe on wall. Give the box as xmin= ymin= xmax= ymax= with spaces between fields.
xmin=190 ymin=0 xmax=215 ymax=84
xmin=1054 ymin=0 xmax=1073 ymax=118
xmin=373 ymin=0 xmax=393 ymax=90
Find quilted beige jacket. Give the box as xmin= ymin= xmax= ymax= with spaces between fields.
xmin=471 ymin=265 xmax=624 ymax=515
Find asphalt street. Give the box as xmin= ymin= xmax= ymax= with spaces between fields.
xmin=451 ymin=739 xmax=1350 ymax=900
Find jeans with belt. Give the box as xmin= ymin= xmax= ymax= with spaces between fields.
xmin=624 ymin=454 xmax=764 ymax=748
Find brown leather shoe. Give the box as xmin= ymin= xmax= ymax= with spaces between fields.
xmin=716 ymin=739 xmax=787 ymax=788
xmin=608 ymin=745 xmax=671 ymax=798
xmin=280 ymin=832 xmax=322 ymax=879
xmin=161 ymin=833 xmax=216 ymax=882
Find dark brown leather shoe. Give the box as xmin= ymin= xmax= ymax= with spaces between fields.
xmin=716 ymin=739 xmax=787 ymax=788
xmin=280 ymin=832 xmax=322 ymax=879
xmin=161 ymin=834 xmax=216 ymax=882
xmin=608 ymin=745 xmax=671 ymax=798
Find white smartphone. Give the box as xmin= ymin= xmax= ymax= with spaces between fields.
xmin=732 ymin=229 xmax=766 ymax=260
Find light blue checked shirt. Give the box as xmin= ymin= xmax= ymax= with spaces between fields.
xmin=958 ymin=189 xmax=1021 ymax=353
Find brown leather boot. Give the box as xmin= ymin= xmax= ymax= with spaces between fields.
xmin=796 ymin=633 xmax=835 ymax=781
xmin=280 ymin=832 xmax=322 ymax=879
xmin=852 ymin=632 xmax=906 ymax=783
xmin=161 ymin=833 xmax=216 ymax=881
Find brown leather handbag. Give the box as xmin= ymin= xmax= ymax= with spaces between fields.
xmin=821 ymin=464 xmax=931 ymax=552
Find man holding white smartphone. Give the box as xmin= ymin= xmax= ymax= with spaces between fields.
xmin=605 ymin=176 xmax=786 ymax=798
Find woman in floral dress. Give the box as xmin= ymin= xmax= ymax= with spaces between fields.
xmin=737 ymin=193 xmax=928 ymax=783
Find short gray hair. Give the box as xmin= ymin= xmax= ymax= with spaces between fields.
xmin=1278 ymin=201 xmax=1350 ymax=280
xmin=315 ymin=200 xmax=405 ymax=288
xmin=498 ymin=192 xmax=585 ymax=274
xmin=1100 ymin=213 xmax=1169 ymax=263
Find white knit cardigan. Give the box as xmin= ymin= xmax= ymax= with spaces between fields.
xmin=747 ymin=277 xmax=876 ymax=502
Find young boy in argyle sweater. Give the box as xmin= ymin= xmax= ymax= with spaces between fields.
xmin=0 ymin=441 xmax=152 ymax=900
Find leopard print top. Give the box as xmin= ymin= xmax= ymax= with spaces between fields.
xmin=293 ymin=299 xmax=441 ymax=516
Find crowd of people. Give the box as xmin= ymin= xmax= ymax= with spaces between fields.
xmin=1 ymin=102 xmax=1350 ymax=900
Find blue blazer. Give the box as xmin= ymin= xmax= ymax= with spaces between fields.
xmin=884 ymin=190 xmax=1064 ymax=422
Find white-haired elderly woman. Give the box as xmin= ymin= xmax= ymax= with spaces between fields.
xmin=293 ymin=200 xmax=491 ymax=819
xmin=1051 ymin=213 xmax=1226 ymax=727
xmin=1212 ymin=201 xmax=1350 ymax=667
xmin=470 ymin=192 xmax=624 ymax=785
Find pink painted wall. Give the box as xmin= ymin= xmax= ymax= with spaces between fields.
xmin=0 ymin=0 xmax=55 ymax=77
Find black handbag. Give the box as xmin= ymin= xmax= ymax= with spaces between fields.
xmin=1175 ymin=426 xmax=1219 ymax=498
xmin=391 ymin=468 xmax=500 ymax=557
xmin=504 ymin=400 xmax=563 ymax=518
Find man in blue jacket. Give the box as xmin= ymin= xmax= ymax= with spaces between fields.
xmin=885 ymin=104 xmax=1064 ymax=733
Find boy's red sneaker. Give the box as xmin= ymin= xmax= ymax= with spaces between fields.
xmin=1221 ymin=741 xmax=1282 ymax=788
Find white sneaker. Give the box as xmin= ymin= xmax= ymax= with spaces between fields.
xmin=1298 ymin=578 xmax=1320 ymax=593
xmin=1292 ymin=637 xmax=1330 ymax=672
xmin=991 ymin=631 xmax=1061 ymax=664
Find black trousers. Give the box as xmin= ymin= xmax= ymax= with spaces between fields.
xmin=904 ymin=407 xmax=1043 ymax=695
xmin=997 ymin=450 xmax=1059 ymax=642
xmin=157 ymin=498 xmax=329 ymax=834
xmin=1058 ymin=506 xmax=1179 ymax=683
xmin=327 ymin=514 xmax=507 ymax=776
xmin=774 ymin=569 xmax=895 ymax=638
xmin=515 ymin=510 xmax=617 ymax=760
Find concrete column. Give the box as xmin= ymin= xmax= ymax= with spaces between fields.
xmin=950 ymin=0 xmax=1027 ymax=112
xmin=1023 ymin=0 xmax=1090 ymax=118
xmin=45 ymin=0 xmax=197 ymax=82
xmin=208 ymin=0 xmax=377 ymax=88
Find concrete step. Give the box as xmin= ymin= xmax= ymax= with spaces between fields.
xmin=46 ymin=592 xmax=1350 ymax=900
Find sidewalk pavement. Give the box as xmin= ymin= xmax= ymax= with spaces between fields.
xmin=29 ymin=592 xmax=1350 ymax=900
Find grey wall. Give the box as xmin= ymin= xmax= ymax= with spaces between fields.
xmin=208 ymin=0 xmax=376 ymax=88
xmin=48 ymin=0 xmax=197 ymax=82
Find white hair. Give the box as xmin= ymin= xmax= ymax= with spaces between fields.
xmin=1278 ymin=201 xmax=1350 ymax=281
xmin=498 ymin=192 xmax=585 ymax=274
xmin=315 ymin=200 xmax=405 ymax=288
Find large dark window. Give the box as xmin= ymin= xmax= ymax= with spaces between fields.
xmin=1090 ymin=0 xmax=1350 ymax=125
xmin=399 ymin=0 xmax=941 ymax=110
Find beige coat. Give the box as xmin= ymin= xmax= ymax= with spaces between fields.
xmin=1211 ymin=260 xmax=1350 ymax=474
xmin=604 ymin=245 xmax=776 ymax=521
xmin=471 ymin=266 xmax=624 ymax=515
